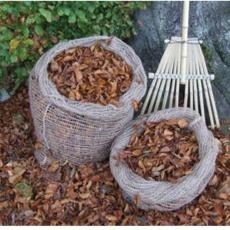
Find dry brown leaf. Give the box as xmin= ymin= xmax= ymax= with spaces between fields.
xmin=138 ymin=160 xmax=146 ymax=172
xmin=74 ymin=90 xmax=82 ymax=101
xmin=209 ymin=175 xmax=219 ymax=186
xmin=133 ymin=194 xmax=141 ymax=206
xmin=62 ymin=55 xmax=74 ymax=62
xmin=45 ymin=183 xmax=58 ymax=199
xmin=34 ymin=142 xmax=43 ymax=150
xmin=79 ymin=193 xmax=90 ymax=199
xmin=132 ymin=100 xmax=140 ymax=112
xmin=110 ymin=81 xmax=117 ymax=94
xmin=160 ymin=146 xmax=171 ymax=153
xmin=218 ymin=177 xmax=230 ymax=195
xmin=178 ymin=119 xmax=189 ymax=128
xmin=163 ymin=129 xmax=173 ymax=137
xmin=50 ymin=61 xmax=59 ymax=72
xmin=0 ymin=201 xmax=9 ymax=211
xmin=48 ymin=161 xmax=59 ymax=173
xmin=132 ymin=149 xmax=142 ymax=156
xmin=73 ymin=67 xmax=83 ymax=82
xmin=66 ymin=187 xmax=78 ymax=199
xmin=105 ymin=215 xmax=118 ymax=222
xmin=69 ymin=91 xmax=75 ymax=100
xmin=8 ymin=166 xmax=26 ymax=184
xmin=214 ymin=202 xmax=224 ymax=216
xmin=218 ymin=193 xmax=228 ymax=200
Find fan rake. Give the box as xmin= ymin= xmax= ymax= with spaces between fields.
xmin=140 ymin=1 xmax=220 ymax=128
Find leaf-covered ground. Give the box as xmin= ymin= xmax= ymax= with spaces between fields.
xmin=0 ymin=86 xmax=229 ymax=225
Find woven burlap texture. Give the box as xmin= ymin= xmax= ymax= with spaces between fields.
xmin=110 ymin=108 xmax=219 ymax=211
xmin=29 ymin=36 xmax=147 ymax=165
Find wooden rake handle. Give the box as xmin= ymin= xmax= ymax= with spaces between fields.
xmin=181 ymin=0 xmax=190 ymax=84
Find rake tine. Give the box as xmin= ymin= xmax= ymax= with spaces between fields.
xmin=155 ymin=44 xmax=175 ymax=111
xmin=192 ymin=43 xmax=205 ymax=120
xmin=197 ymin=45 xmax=220 ymax=128
xmin=140 ymin=76 xmax=157 ymax=115
xmin=193 ymin=79 xmax=199 ymax=113
xmin=189 ymin=77 xmax=194 ymax=110
xmin=202 ymin=79 xmax=215 ymax=128
xmin=197 ymin=78 xmax=205 ymax=120
xmin=162 ymin=78 xmax=171 ymax=109
xmin=187 ymin=44 xmax=195 ymax=109
xmin=174 ymin=43 xmax=181 ymax=108
xmin=154 ymin=67 xmax=173 ymax=112
xmin=161 ymin=51 xmax=178 ymax=109
xmin=192 ymin=45 xmax=199 ymax=113
xmin=206 ymin=80 xmax=220 ymax=127
xmin=183 ymin=79 xmax=189 ymax=108
xmin=175 ymin=78 xmax=180 ymax=108
xmin=195 ymin=45 xmax=215 ymax=128
xmin=154 ymin=78 xmax=166 ymax=112
xmin=147 ymin=43 xmax=173 ymax=113
xmin=191 ymin=45 xmax=199 ymax=113
xmin=147 ymin=78 xmax=162 ymax=113
xmin=169 ymin=78 xmax=176 ymax=108
xmin=197 ymin=47 xmax=214 ymax=128
xmin=141 ymin=42 xmax=171 ymax=114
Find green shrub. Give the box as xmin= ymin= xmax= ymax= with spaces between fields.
xmin=0 ymin=1 xmax=146 ymax=94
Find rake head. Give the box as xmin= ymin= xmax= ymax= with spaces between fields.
xmin=141 ymin=37 xmax=220 ymax=129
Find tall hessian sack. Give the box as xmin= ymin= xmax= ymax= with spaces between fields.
xmin=29 ymin=36 xmax=147 ymax=165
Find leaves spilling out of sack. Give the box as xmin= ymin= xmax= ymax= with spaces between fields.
xmin=48 ymin=42 xmax=133 ymax=106
xmin=116 ymin=119 xmax=200 ymax=182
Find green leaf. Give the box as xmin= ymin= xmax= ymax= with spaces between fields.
xmin=25 ymin=15 xmax=35 ymax=25
xmin=39 ymin=8 xmax=52 ymax=22
xmin=1 ymin=4 xmax=13 ymax=13
xmin=11 ymin=67 xmax=29 ymax=93
xmin=92 ymin=25 xmax=101 ymax=33
xmin=68 ymin=14 xmax=76 ymax=23
xmin=15 ymin=66 xmax=28 ymax=77
xmin=34 ymin=24 xmax=44 ymax=36
xmin=10 ymin=54 xmax=18 ymax=63
xmin=96 ymin=13 xmax=103 ymax=22
xmin=76 ymin=10 xmax=87 ymax=22
xmin=9 ymin=39 xmax=20 ymax=50
xmin=21 ymin=26 xmax=30 ymax=38
xmin=106 ymin=11 xmax=112 ymax=19
xmin=87 ymin=4 xmax=96 ymax=14
xmin=15 ymin=182 xmax=33 ymax=199
xmin=63 ymin=7 xmax=71 ymax=16
xmin=23 ymin=38 xmax=34 ymax=46
xmin=17 ymin=47 xmax=28 ymax=60
xmin=47 ymin=4 xmax=55 ymax=10
xmin=57 ymin=7 xmax=64 ymax=16
xmin=0 ymin=28 xmax=13 ymax=41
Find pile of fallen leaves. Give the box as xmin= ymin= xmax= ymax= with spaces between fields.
xmin=0 ymin=86 xmax=229 ymax=225
xmin=116 ymin=119 xmax=199 ymax=182
xmin=48 ymin=43 xmax=133 ymax=106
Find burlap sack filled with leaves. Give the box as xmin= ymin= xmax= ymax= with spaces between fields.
xmin=29 ymin=36 xmax=147 ymax=165
xmin=110 ymin=108 xmax=219 ymax=211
